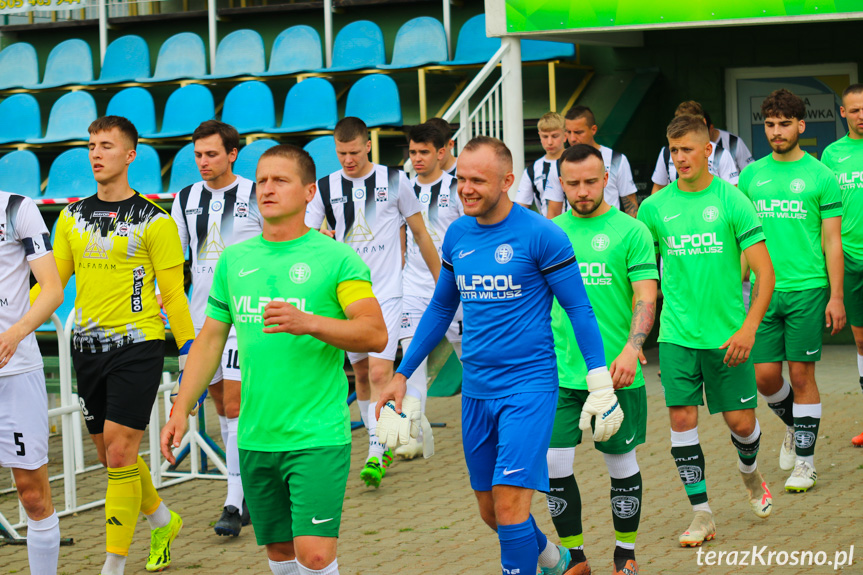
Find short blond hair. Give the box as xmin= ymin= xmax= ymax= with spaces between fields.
xmin=675 ymin=100 xmax=705 ymax=117
xmin=667 ymin=115 xmax=709 ymax=140
xmin=537 ymin=112 xmax=565 ymax=133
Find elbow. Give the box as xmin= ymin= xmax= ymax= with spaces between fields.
xmin=369 ymin=324 xmax=388 ymax=353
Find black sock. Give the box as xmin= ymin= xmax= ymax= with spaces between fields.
xmin=767 ymin=385 xmax=795 ymax=427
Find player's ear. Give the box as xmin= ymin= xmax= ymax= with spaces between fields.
xmin=228 ymin=147 xmax=239 ymax=164
xmin=126 ymin=148 xmax=137 ymax=166
xmin=798 ymin=119 xmax=806 ymax=134
xmin=305 ymin=181 xmax=317 ymax=203
xmin=704 ymin=141 xmax=713 ymax=158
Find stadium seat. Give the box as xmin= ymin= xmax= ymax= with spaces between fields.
xmin=28 ymin=39 xmax=94 ymax=89
xmin=379 ymin=17 xmax=448 ymax=69
xmin=27 ymin=92 xmax=97 ymax=144
xmin=304 ymin=136 xmax=339 ymax=180
xmin=0 ymin=150 xmax=41 ymax=198
xmin=221 ymin=81 xmax=275 ymax=134
xmin=0 ymin=94 xmax=41 ymax=144
xmin=87 ymin=35 xmax=151 ymax=85
xmin=521 ymin=38 xmax=575 ymax=61
xmin=167 ymin=143 xmax=198 ymax=193
xmin=44 ymin=148 xmax=96 ymax=199
xmin=234 ymin=139 xmax=278 ymax=181
xmin=439 ymin=15 xmax=500 ymax=66
xmin=269 ymin=78 xmax=337 ymax=133
xmin=107 ymin=88 xmax=157 ymax=137
xmin=345 ymin=75 xmax=402 ymax=127
xmin=128 ymin=144 xmax=162 ymax=195
xmin=261 ymin=25 xmax=322 ymax=76
xmin=139 ymin=32 xmax=207 ymax=83
xmin=203 ymin=29 xmax=266 ymax=79
xmin=0 ymin=43 xmax=39 ymax=90
xmin=149 ymin=85 xmax=215 ymax=139
xmin=315 ymin=21 xmax=385 ymax=73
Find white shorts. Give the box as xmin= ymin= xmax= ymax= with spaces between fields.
xmin=399 ymin=295 xmax=463 ymax=343
xmin=209 ymin=330 xmax=241 ymax=386
xmin=348 ymin=297 xmax=402 ymax=364
xmin=0 ymin=369 xmax=49 ymax=470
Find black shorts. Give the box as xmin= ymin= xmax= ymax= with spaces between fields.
xmin=73 ymin=340 xmax=164 ymax=434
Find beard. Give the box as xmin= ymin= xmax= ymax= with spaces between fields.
xmin=770 ymin=132 xmax=800 ymax=154
xmin=571 ymin=196 xmax=602 ymax=215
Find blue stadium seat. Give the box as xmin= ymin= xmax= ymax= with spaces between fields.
xmin=87 ymin=35 xmax=151 ymax=85
xmin=28 ymin=39 xmax=94 ymax=89
xmin=221 ymin=81 xmax=275 ymax=134
xmin=0 ymin=94 xmax=41 ymax=144
xmin=304 ymin=136 xmax=340 ymax=180
xmin=234 ymin=139 xmax=278 ymax=181
xmin=27 ymin=92 xmax=97 ymax=144
xmin=149 ymin=85 xmax=215 ymax=139
xmin=315 ymin=21 xmax=385 ymax=73
xmin=0 ymin=150 xmax=41 ymax=198
xmin=44 ymin=148 xmax=96 ymax=199
xmin=204 ymin=29 xmax=266 ymax=79
xmin=439 ymin=15 xmax=500 ymax=66
xmin=379 ymin=17 xmax=448 ymax=69
xmin=168 ymin=143 xmax=198 ymax=193
xmin=139 ymin=33 xmax=207 ymax=82
xmin=345 ymin=75 xmax=402 ymax=127
xmin=129 ymin=144 xmax=162 ymax=195
xmin=521 ymin=38 xmax=575 ymax=61
xmin=261 ymin=25 xmax=322 ymax=76
xmin=269 ymin=78 xmax=337 ymax=133
xmin=0 ymin=43 xmax=39 ymax=90
xmin=107 ymin=88 xmax=157 ymax=137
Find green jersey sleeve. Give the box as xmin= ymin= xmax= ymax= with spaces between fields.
xmin=729 ymin=191 xmax=766 ymax=250
xmin=627 ymin=222 xmax=660 ymax=282
xmin=819 ymin=172 xmax=843 ymax=219
xmin=636 ymin=201 xmax=660 ymax=255
xmin=336 ymin=244 xmax=373 ymax=285
xmin=737 ymin=164 xmax=754 ymax=200
xmin=206 ymin=252 xmax=233 ymax=324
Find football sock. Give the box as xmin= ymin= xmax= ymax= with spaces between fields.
xmin=268 ymin=559 xmax=300 ymax=575
xmin=498 ymin=519 xmax=538 ymax=575
xmin=671 ymin=428 xmax=708 ymax=508
xmin=764 ymin=379 xmax=795 ymax=427
xmin=297 ymin=558 xmax=339 ymax=574
xmin=730 ymin=420 xmax=761 ymax=473
xmin=529 ymin=514 xmax=559 ymax=568
xmin=546 ymin=448 xmax=583 ymax=549
xmin=604 ymin=451 xmax=641 ymax=550
xmin=26 ymin=511 xmax=60 ymax=575
xmin=219 ymin=414 xmax=229 ymax=449
xmin=613 ymin=546 xmax=637 ymax=572
xmin=101 ymin=552 xmax=126 ymax=575
xmin=225 ymin=417 xmax=244 ymax=510
xmin=366 ymin=404 xmax=385 ymax=460
xmin=357 ymin=399 xmax=370 ymax=431
xmin=793 ymin=403 xmax=821 ymax=465
xmin=857 ymin=354 xmax=863 ymax=379
xmin=137 ymin=456 xmax=163 ymax=518
xmin=105 ymin=464 xmax=141 ymax=556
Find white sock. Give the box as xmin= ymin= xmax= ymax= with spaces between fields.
xmin=762 ymin=378 xmax=792 ymax=404
xmin=366 ymin=404 xmax=385 ymax=460
xmin=616 ymin=541 xmax=635 ymax=550
xmin=537 ymin=537 xmax=561 ymax=568
xmin=603 ymin=450 xmax=640 ymax=479
xmin=693 ymin=502 xmax=711 ymax=514
xmin=219 ymin=414 xmax=229 ymax=448
xmin=298 ymin=558 xmax=339 ymax=575
xmin=102 ymin=552 xmax=127 ymax=575
xmin=27 ymin=511 xmax=60 ymax=575
xmin=670 ymin=427 xmax=699 ymax=447
xmin=357 ymin=399 xmax=370 ymax=431
xmin=225 ymin=417 xmax=244 ymax=510
xmin=450 ymin=340 xmax=462 ymax=360
xmin=145 ymin=501 xmax=171 ymax=530
xmin=269 ymin=558 xmax=301 ymax=575
xmin=858 ymin=354 xmax=863 ymax=378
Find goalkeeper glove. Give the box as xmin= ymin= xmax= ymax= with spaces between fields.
xmin=376 ymin=390 xmax=434 ymax=459
xmin=169 ymin=340 xmax=207 ymax=416
xmin=579 ymin=368 xmax=624 ymax=442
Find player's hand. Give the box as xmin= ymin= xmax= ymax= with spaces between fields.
xmin=825 ymin=296 xmax=846 ymax=336
xmin=375 ymin=373 xmax=408 ymax=419
xmin=719 ymin=326 xmax=755 ymax=367
xmin=320 ymin=228 xmax=336 ymax=239
xmin=377 ymin=394 xmax=420 ymax=445
xmin=580 ymin=371 xmax=624 ymax=442
xmin=262 ymin=301 xmax=314 ymax=335
xmin=638 ymin=349 xmax=647 ymax=366
xmin=610 ymin=345 xmax=639 ymax=389
xmin=160 ymin=413 xmax=189 ymax=465
xmin=0 ymin=327 xmax=23 ymax=370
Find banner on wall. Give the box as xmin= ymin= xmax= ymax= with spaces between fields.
xmin=505 ymin=0 xmax=863 ymax=33
xmin=0 ymin=0 xmax=87 ymax=14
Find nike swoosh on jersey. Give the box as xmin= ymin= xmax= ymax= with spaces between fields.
xmin=238 ymin=268 xmax=259 ymax=277
xmin=838 ymin=155 xmax=852 ymax=163
xmin=502 ymin=468 xmax=524 ymax=476
xmin=740 ymin=394 xmax=757 ymax=403
xmin=756 ymin=180 xmax=772 ymax=187
xmin=663 ymin=214 xmax=681 ymax=222
xmin=311 ymin=517 xmax=334 ymax=524
xmin=806 ymin=349 xmax=820 ymax=355
xmin=458 ymin=249 xmax=476 ymax=258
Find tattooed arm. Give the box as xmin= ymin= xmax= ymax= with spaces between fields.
xmin=720 ymin=241 xmax=774 ymax=367
xmin=610 ymin=279 xmax=657 ymax=389
xmin=620 ymin=194 xmax=639 ymax=218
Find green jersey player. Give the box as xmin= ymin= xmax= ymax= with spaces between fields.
xmin=545 ymin=144 xmax=658 ymax=575
xmin=639 ymin=115 xmax=775 ymax=547
xmin=821 ymin=83 xmax=863 ymax=447
xmin=739 ymin=89 xmax=845 ymax=493
xmin=162 ymin=145 xmax=388 ymax=575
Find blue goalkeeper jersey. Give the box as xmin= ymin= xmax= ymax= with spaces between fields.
xmin=397 ymin=204 xmax=606 ymax=399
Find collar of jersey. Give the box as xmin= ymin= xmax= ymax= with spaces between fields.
xmin=259 ymin=228 xmax=315 ymax=249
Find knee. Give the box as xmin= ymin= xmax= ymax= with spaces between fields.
xmin=369 ymin=365 xmax=392 ymax=387
xmin=297 ymin=552 xmax=331 ymax=571
xmin=478 ymin=505 xmax=497 ymax=531
xmin=105 ymin=441 xmax=135 ymax=468
xmin=223 ymin=399 xmax=240 ymax=420
xmin=669 ymin=410 xmax=696 ymax=432
xmin=18 ymin=485 xmax=50 ymax=519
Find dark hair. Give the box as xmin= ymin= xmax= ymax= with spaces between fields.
xmin=666 ymin=114 xmax=709 ymax=140
xmin=426 ymin=117 xmax=452 ymax=140
xmin=192 ymin=120 xmax=240 ymax=154
xmin=675 ymin=100 xmax=712 ymax=128
xmin=89 ymin=116 xmax=138 ymax=149
xmin=761 ymin=89 xmax=806 ymax=121
xmin=334 ymin=117 xmax=369 ymax=142
xmin=560 ymin=143 xmax=604 ymax=167
xmin=564 ymin=105 xmax=596 ymax=127
xmin=843 ymin=83 xmax=863 ymax=99
xmin=259 ymin=144 xmax=317 ymax=185
xmin=408 ymin=123 xmax=446 ymax=150
xmin=462 ymin=136 xmax=512 ymax=172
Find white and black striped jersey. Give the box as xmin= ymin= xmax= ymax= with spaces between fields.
xmin=170 ymin=176 xmax=262 ymax=328
xmin=652 ymin=143 xmax=739 ymax=187
xmin=715 ymin=129 xmax=755 ymax=173
xmin=0 ymin=192 xmax=52 ymax=376
xmin=404 ymin=172 xmax=463 ymax=298
xmin=305 ymin=164 xmax=422 ymax=300
xmin=444 ymin=159 xmax=457 ymax=177
xmin=542 ymin=146 xmax=638 ymax=211
xmin=516 ymin=157 xmax=559 ymax=216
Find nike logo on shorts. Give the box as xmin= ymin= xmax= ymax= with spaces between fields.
xmin=663 ymin=214 xmax=681 ymax=222
xmin=238 ymin=268 xmax=259 ymax=277
xmin=625 ymin=436 xmax=635 ymax=444
xmin=311 ymin=517 xmax=334 ymax=524
xmin=838 ymin=155 xmax=852 ymax=163
xmin=740 ymin=394 xmax=756 ymax=403
xmin=458 ymin=249 xmax=476 ymax=259
xmin=502 ymin=468 xmax=524 ymax=476
xmin=806 ymin=349 xmax=820 ymax=355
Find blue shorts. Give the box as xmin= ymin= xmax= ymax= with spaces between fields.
xmin=461 ymin=391 xmax=557 ymax=493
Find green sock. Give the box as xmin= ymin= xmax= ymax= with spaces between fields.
xmin=547 ymin=475 xmax=583 ymax=549
xmin=671 ymin=444 xmax=708 ymax=505
xmin=610 ymin=472 xmax=641 ymax=545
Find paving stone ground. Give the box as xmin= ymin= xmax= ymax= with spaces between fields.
xmin=2 ymin=345 xmax=863 ymax=574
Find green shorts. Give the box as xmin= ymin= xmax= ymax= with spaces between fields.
xmin=751 ymin=287 xmax=829 ymax=363
xmin=845 ymin=252 xmax=863 ymax=327
xmin=549 ymin=386 xmax=647 ymax=454
xmin=239 ymin=444 xmax=350 ymax=545
xmin=659 ymin=343 xmax=757 ymax=415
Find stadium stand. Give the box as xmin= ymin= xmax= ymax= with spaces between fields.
xmin=167 ymin=142 xmax=198 ymax=193
xmin=0 ymin=43 xmax=39 ymax=90
xmin=269 ymin=77 xmax=337 ymax=133
xmin=315 ymin=20 xmax=386 ymax=73
xmin=87 ymin=35 xmax=151 ymax=85
xmin=345 ymin=74 xmax=403 ymax=127
xmin=43 ymin=148 xmax=96 ymax=198
xmin=203 ymin=29 xmax=267 ymax=80
xmin=146 ymin=84 xmax=215 ymax=139
xmin=234 ymin=138 xmax=278 ymax=181
xmin=438 ymin=14 xmax=499 ymax=66
xmin=261 ymin=25 xmax=323 ymax=76
xmin=0 ymin=94 xmax=41 ymax=144
xmin=221 ymin=81 xmax=276 ymax=134
xmin=378 ymin=16 xmax=449 ymax=69
xmin=303 ymin=136 xmax=340 ymax=179
xmin=128 ymin=144 xmax=163 ymax=195
xmin=27 ymin=92 xmax=97 ymax=144
xmin=139 ymin=32 xmax=207 ymax=83
xmin=0 ymin=150 xmax=40 ymax=199
xmin=27 ymin=39 xmax=93 ymax=89
xmin=106 ymin=87 xmax=157 ymax=137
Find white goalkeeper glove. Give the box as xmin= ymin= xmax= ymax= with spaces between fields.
xmin=579 ymin=368 xmax=625 ymax=443
xmin=169 ymin=340 xmax=207 ymax=417
xmin=376 ymin=390 xmax=434 ymax=459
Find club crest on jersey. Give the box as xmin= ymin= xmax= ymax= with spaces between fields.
xmin=209 ymin=199 xmax=224 ymax=214
xmin=790 ymin=178 xmax=806 ymax=193
xmin=234 ymin=202 xmax=249 ymax=218
xmin=375 ymin=187 xmax=388 ymax=202
xmin=115 ymin=221 xmax=131 ymax=237
xmin=495 ymin=243 xmax=514 ymax=264
xmin=400 ymin=313 xmax=411 ymax=328
xmin=702 ymin=206 xmax=719 ymax=222
xmin=289 ymin=263 xmax=311 ymax=284
xmin=420 ymin=192 xmax=431 ymax=204
xmin=591 ymin=234 xmax=610 ymax=251
xmin=0 ymin=223 xmax=5 ymax=242
xmin=438 ymin=193 xmax=449 ymax=208
xmin=185 ymin=207 xmax=203 ymax=216
xmin=353 ymin=187 xmax=366 ymax=201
